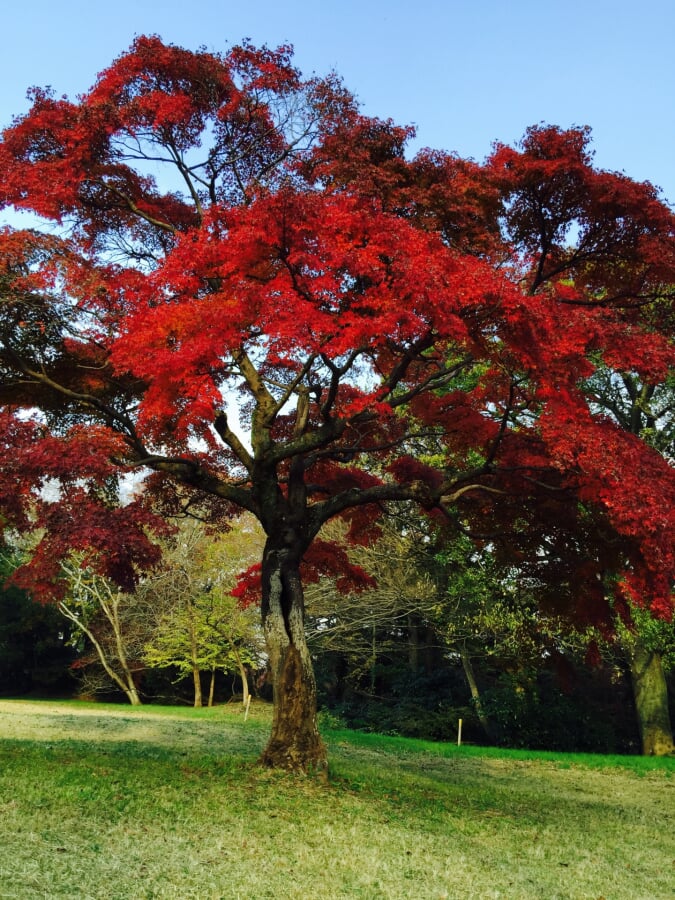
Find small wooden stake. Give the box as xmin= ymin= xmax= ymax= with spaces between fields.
xmin=457 ymin=718 xmax=463 ymax=746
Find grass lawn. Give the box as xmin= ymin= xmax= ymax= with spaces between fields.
xmin=0 ymin=699 xmax=673 ymax=899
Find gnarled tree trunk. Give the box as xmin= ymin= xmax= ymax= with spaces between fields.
xmin=259 ymin=541 xmax=327 ymax=772
xmin=628 ymin=638 xmax=674 ymax=756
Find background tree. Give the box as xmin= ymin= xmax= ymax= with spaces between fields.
xmin=59 ymin=517 xmax=263 ymax=706
xmin=482 ymin=127 xmax=675 ymax=754
xmin=302 ymin=518 xmax=454 ymax=739
xmin=59 ymin=559 xmax=150 ymax=705
xmin=0 ymin=42 xmax=673 ymax=770
xmin=612 ymin=599 xmax=675 ymax=755
xmin=305 ymin=518 xmax=438 ymax=692
xmin=432 ymin=532 xmax=640 ymax=750
xmin=305 ymin=517 xmax=639 ymax=751
xmin=142 ymin=518 xmax=264 ymax=707
xmin=582 ymin=368 xmax=675 ymax=753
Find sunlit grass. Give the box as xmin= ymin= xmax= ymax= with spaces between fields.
xmin=0 ymin=699 xmax=672 ymax=899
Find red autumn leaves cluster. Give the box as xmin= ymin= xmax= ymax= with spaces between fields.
xmin=0 ymin=37 xmax=672 ymax=623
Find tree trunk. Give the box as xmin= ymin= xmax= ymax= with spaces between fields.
xmin=232 ymin=648 xmax=250 ymax=707
xmin=259 ymin=542 xmax=327 ymax=772
xmin=192 ymin=665 xmax=203 ymax=708
xmin=188 ymin=605 xmax=203 ymax=708
xmin=460 ymin=647 xmax=494 ymax=742
xmin=124 ymin=682 xmax=143 ymax=706
xmin=370 ymin=624 xmax=377 ymax=693
xmin=628 ymin=639 xmax=674 ymax=756
xmin=107 ymin=593 xmax=142 ymax=706
xmin=408 ymin=614 xmax=420 ymax=673
xmin=208 ymin=666 xmax=216 ymax=707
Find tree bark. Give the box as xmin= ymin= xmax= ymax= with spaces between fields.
xmin=628 ymin=639 xmax=674 ymax=756
xmin=208 ymin=666 xmax=216 ymax=707
xmin=232 ymin=648 xmax=250 ymax=707
xmin=107 ymin=592 xmax=142 ymax=706
xmin=188 ymin=603 xmax=202 ymax=708
xmin=460 ymin=646 xmax=494 ymax=742
xmin=259 ymin=542 xmax=327 ymax=772
xmin=192 ymin=665 xmax=203 ymax=708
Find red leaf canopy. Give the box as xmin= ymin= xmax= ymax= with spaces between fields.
xmin=0 ymin=40 xmax=673 ymax=621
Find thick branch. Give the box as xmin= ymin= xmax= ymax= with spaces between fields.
xmin=310 ymin=480 xmax=437 ymax=532
xmin=214 ymin=411 xmax=253 ymax=471
xmin=7 ymin=358 xmax=145 ymax=451
xmin=232 ymin=348 xmax=276 ymax=454
xmin=319 ymin=349 xmax=366 ymax=420
xmin=267 ymin=355 xmax=318 ymax=423
xmin=269 ymin=419 xmax=345 ymax=464
xmin=141 ymin=456 xmax=259 ymax=515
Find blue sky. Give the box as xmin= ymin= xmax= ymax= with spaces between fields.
xmin=2 ymin=0 xmax=674 ymax=202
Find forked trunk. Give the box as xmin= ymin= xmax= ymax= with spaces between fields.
xmin=628 ymin=639 xmax=674 ymax=756
xmin=125 ymin=683 xmax=143 ymax=706
xmin=260 ymin=543 xmax=327 ymax=772
xmin=58 ymin=602 xmax=143 ymax=706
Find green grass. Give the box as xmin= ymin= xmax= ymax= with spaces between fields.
xmin=331 ymin=726 xmax=675 ymax=774
xmin=0 ymin=700 xmax=673 ymax=899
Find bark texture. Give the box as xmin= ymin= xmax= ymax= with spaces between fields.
xmin=629 ymin=639 xmax=674 ymax=756
xmin=191 ymin=665 xmax=203 ymax=708
xmin=260 ymin=544 xmax=327 ymax=772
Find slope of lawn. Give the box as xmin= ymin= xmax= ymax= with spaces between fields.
xmin=0 ymin=699 xmax=673 ymax=899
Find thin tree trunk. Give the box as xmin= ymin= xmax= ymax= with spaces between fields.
xmin=460 ymin=646 xmax=494 ymax=742
xmin=123 ymin=680 xmax=142 ymax=707
xmin=188 ymin=603 xmax=202 ymax=708
xmin=208 ymin=666 xmax=216 ymax=707
xmin=106 ymin=592 xmax=141 ymax=706
xmin=192 ymin=665 xmax=203 ymax=708
xmin=408 ymin=614 xmax=419 ymax=673
xmin=259 ymin=543 xmax=326 ymax=772
xmin=628 ymin=638 xmax=674 ymax=756
xmin=370 ymin=624 xmax=377 ymax=693
xmin=232 ymin=647 xmax=250 ymax=707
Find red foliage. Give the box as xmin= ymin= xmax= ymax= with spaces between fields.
xmin=231 ymin=540 xmax=375 ymax=607
xmin=302 ymin=539 xmax=376 ymax=594
xmin=0 ymin=38 xmax=673 ymax=626
xmin=230 ymin=563 xmax=263 ymax=608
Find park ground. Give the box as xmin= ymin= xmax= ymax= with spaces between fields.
xmin=0 ymin=699 xmax=673 ymax=899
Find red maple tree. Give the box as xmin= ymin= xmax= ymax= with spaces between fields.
xmin=1 ymin=39 xmax=673 ymax=770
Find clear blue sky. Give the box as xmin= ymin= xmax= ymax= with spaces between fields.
xmin=2 ymin=0 xmax=674 ymax=203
